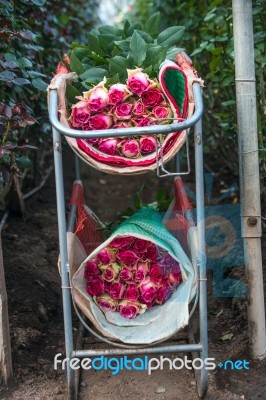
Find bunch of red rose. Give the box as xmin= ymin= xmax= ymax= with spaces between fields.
xmin=84 ymin=236 xmax=182 ymax=319
xmin=69 ymin=68 xmax=173 ymax=159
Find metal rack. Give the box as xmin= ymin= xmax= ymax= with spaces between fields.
xmin=48 ymin=82 xmax=207 ymax=399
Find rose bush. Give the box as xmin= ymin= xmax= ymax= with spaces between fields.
xmin=84 ymin=235 xmax=182 ymax=319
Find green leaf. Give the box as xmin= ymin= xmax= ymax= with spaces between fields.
xmin=129 ymin=31 xmax=147 ymax=66
xmin=145 ymin=46 xmax=167 ymax=69
xmin=166 ymin=47 xmax=184 ymax=60
xmin=12 ymin=78 xmax=31 ymax=85
xmin=69 ymin=51 xmax=85 ymax=75
xmin=157 ymin=26 xmax=185 ymax=48
xmin=126 ymin=22 xmax=142 ymax=36
xmin=30 ymin=0 xmax=46 ymax=5
xmin=31 ymin=78 xmax=47 ymax=91
xmin=4 ymin=53 xmax=17 ymax=63
xmin=135 ymin=30 xmax=154 ymax=43
xmin=87 ymin=33 xmax=106 ymax=57
xmin=66 ymin=84 xmax=80 ymax=104
xmin=79 ymin=68 xmax=108 ymax=83
xmin=0 ymin=71 xmax=16 ymax=81
xmin=114 ymin=39 xmax=130 ymax=52
xmin=145 ymin=12 xmax=161 ymax=38
xmin=109 ymin=56 xmax=131 ymax=81
xmin=105 ymin=74 xmax=120 ymax=87
xmin=27 ymin=70 xmax=46 ymax=78
xmin=99 ymin=34 xmax=121 ymax=54
xmin=18 ymin=57 xmax=32 ymax=69
xmin=16 ymin=155 xmax=32 ymax=169
xmin=98 ymin=25 xmax=122 ymax=36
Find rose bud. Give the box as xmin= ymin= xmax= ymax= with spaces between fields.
xmin=97 ymin=248 xmax=115 ymax=265
xmin=135 ymin=262 xmax=149 ymax=283
xmin=98 ymin=138 xmax=119 ymax=155
xmin=126 ymin=68 xmax=149 ymax=96
xmin=133 ymin=117 xmax=154 ymax=127
xmin=89 ymin=114 xmax=113 ymax=130
xmin=139 ymin=278 xmax=157 ymax=306
xmin=156 ymin=283 xmax=172 ymax=305
xmin=119 ymin=267 xmax=133 ymax=282
xmin=146 ymin=244 xmax=159 ymax=262
xmin=139 ymin=136 xmax=157 ymax=154
xmin=118 ymin=300 xmax=146 ymax=319
xmin=70 ymin=100 xmax=90 ymax=128
xmin=152 ymin=105 xmax=172 ymax=120
xmin=86 ymin=276 xmax=105 ymax=297
xmin=150 ymin=264 xmax=164 ymax=285
xmin=114 ymin=102 xmax=132 ymax=120
xmin=108 ymin=83 xmax=132 ymax=105
xmin=124 ymin=283 xmax=139 ymax=302
xmin=84 ymin=259 xmax=100 ymax=280
xmin=101 ymin=263 xmax=120 ymax=282
xmin=141 ymin=88 xmax=164 ymax=107
xmin=132 ymin=100 xmax=145 ymax=116
xmin=96 ymin=294 xmax=116 ymax=312
xmin=121 ymin=139 xmax=140 ymax=158
xmin=109 ymin=236 xmax=135 ymax=249
xmin=83 ymin=82 xmax=109 ymax=112
xmin=133 ymin=239 xmax=148 ymax=254
xmin=117 ymin=249 xmax=139 ymax=266
xmin=109 ymin=282 xmax=125 ymax=300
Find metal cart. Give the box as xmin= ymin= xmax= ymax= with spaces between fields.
xmin=48 ymin=82 xmax=207 ymax=399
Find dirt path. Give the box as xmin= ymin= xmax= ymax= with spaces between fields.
xmin=0 ymin=150 xmax=265 ymax=400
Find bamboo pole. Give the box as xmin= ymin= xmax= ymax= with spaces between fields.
xmin=0 ymin=235 xmax=13 ymax=384
xmin=232 ymin=0 xmax=266 ymax=358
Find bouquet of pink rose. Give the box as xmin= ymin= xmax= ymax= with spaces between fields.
xmin=69 ymin=70 xmax=173 ymax=159
xmin=84 ymin=235 xmax=182 ymax=319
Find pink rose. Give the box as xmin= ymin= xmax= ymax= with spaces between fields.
xmin=119 ymin=267 xmax=133 ymax=282
xmin=71 ymin=100 xmax=90 ymax=128
xmin=146 ymin=244 xmax=158 ymax=262
xmin=117 ymin=249 xmax=139 ymax=266
xmin=139 ymin=278 xmax=157 ymax=306
xmin=86 ymin=276 xmax=105 ymax=297
xmin=152 ymin=105 xmax=172 ymax=120
xmin=89 ymin=114 xmax=113 ymax=130
xmin=101 ymin=263 xmax=120 ymax=282
xmin=132 ymin=100 xmax=145 ymax=116
xmin=168 ymin=272 xmax=181 ymax=285
xmin=133 ymin=239 xmax=148 ymax=254
xmin=110 ymin=236 xmax=135 ymax=249
xmin=156 ymin=283 xmax=172 ymax=305
xmin=84 ymin=259 xmax=100 ymax=280
xmin=133 ymin=117 xmax=154 ymax=127
xmin=98 ymin=138 xmax=119 ymax=155
xmin=109 ymin=282 xmax=125 ymax=300
xmin=139 ymin=136 xmax=157 ymax=154
xmin=108 ymin=84 xmax=132 ymax=105
xmin=82 ymin=121 xmax=92 ymax=131
xmin=113 ymin=121 xmax=132 ymax=129
xmin=114 ymin=103 xmax=132 ymax=120
xmin=121 ymin=139 xmax=140 ymax=158
xmin=142 ymin=88 xmax=164 ymax=107
xmin=97 ymin=248 xmax=115 ymax=265
xmin=85 ymin=87 xmax=109 ymax=112
xmin=118 ymin=300 xmax=141 ymax=319
xmin=124 ymin=283 xmax=139 ymax=302
xmin=150 ymin=264 xmax=164 ymax=285
xmin=96 ymin=294 xmax=116 ymax=312
xmin=127 ymin=68 xmax=149 ymax=96
xmin=135 ymin=262 xmax=149 ymax=283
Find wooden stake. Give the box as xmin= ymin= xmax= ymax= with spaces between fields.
xmin=0 ymin=235 xmax=13 ymax=384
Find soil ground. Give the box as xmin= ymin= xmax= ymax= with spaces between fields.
xmin=0 ymin=147 xmax=265 ymax=400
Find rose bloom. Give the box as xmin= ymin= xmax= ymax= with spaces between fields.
xmin=132 ymin=100 xmax=145 ymax=116
xmin=119 ymin=267 xmax=133 ymax=282
xmin=108 ymin=83 xmax=131 ymax=105
xmin=114 ymin=103 xmax=132 ymax=120
xmin=86 ymin=276 xmax=105 ymax=297
xmin=118 ymin=300 xmax=144 ymax=319
xmin=133 ymin=116 xmax=154 ymax=127
xmin=139 ymin=278 xmax=157 ymax=307
xmin=124 ymin=283 xmax=139 ymax=302
xmin=96 ymin=248 xmax=115 ymax=265
xmin=168 ymin=272 xmax=181 ymax=285
xmin=84 ymin=259 xmax=99 ymax=280
xmin=159 ymin=252 xmax=175 ymax=273
xmin=98 ymin=138 xmax=119 ymax=155
xmin=139 ymin=136 xmax=157 ymax=154
xmin=101 ymin=263 xmax=120 ymax=282
xmin=142 ymin=88 xmax=164 ymax=107
xmin=146 ymin=244 xmax=158 ymax=262
xmin=82 ymin=121 xmax=92 ymax=131
xmin=84 ymin=86 xmax=109 ymax=112
xmin=150 ymin=263 xmax=164 ymax=285
xmin=135 ymin=262 xmax=149 ymax=283
xmin=109 ymin=282 xmax=125 ymax=300
xmin=121 ymin=139 xmax=140 ymax=158
xmin=156 ymin=283 xmax=172 ymax=305
xmin=152 ymin=105 xmax=172 ymax=120
xmin=133 ymin=238 xmax=148 ymax=254
xmin=96 ymin=294 xmax=116 ymax=312
xmin=70 ymin=100 xmax=90 ymax=128
xmin=117 ymin=249 xmax=139 ymax=266
xmin=110 ymin=236 xmax=135 ymax=249
xmin=89 ymin=114 xmax=113 ymax=130
xmin=113 ymin=121 xmax=132 ymax=129
xmin=127 ymin=68 xmax=149 ymax=96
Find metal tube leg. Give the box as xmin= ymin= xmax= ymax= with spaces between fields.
xmin=195 ymin=104 xmax=208 ymax=399
xmin=53 ymin=128 xmax=76 ymax=400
